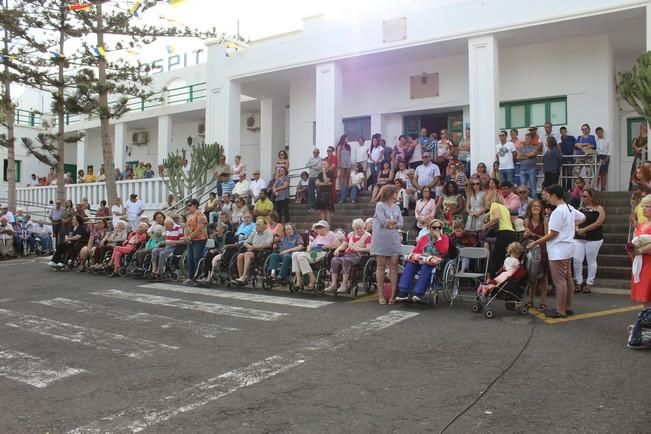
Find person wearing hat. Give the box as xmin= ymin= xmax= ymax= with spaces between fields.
xmin=0 ymin=215 xmax=15 ymax=258
xmin=291 ymin=220 xmax=340 ymax=290
xmin=528 ymin=124 xmax=541 ymax=146
xmin=125 ymin=193 xmax=144 ymax=231
xmin=1 ymin=203 xmax=15 ymax=224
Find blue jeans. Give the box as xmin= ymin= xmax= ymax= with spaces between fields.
xmin=209 ymin=211 xmax=219 ymax=225
xmin=186 ymin=239 xmax=207 ymax=280
xmin=307 ymin=177 xmax=317 ymax=209
xmin=267 ymin=252 xmax=292 ymax=280
xmin=340 ymin=184 xmax=361 ymax=202
xmin=36 ymin=235 xmax=52 ymax=252
xmin=499 ymin=169 xmax=514 ymax=184
xmin=398 ymin=261 xmax=436 ymax=297
xmin=519 ymin=168 xmax=538 ymax=197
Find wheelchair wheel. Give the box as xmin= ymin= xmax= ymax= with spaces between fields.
xmin=125 ymin=257 xmax=139 ymax=276
xmin=261 ymin=256 xmax=273 ymax=290
xmin=362 ymin=257 xmax=377 ymax=294
xmin=442 ymin=259 xmax=459 ymax=302
xmin=289 ymin=274 xmax=307 ymax=294
xmin=227 ymin=254 xmax=239 ymax=282
xmin=179 ymin=251 xmax=188 ymax=278
xmin=315 ymin=268 xmax=328 ymax=295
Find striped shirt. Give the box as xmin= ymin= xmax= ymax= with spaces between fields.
xmin=164 ymin=224 xmax=184 ymax=242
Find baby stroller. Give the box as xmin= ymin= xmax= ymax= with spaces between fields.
xmin=471 ymin=263 xmax=530 ymax=319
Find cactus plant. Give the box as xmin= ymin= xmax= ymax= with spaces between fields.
xmin=617 ymin=51 xmax=651 ymax=120
xmin=162 ymin=142 xmax=222 ymax=204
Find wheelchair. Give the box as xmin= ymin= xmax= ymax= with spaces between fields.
xmin=288 ymin=249 xmax=334 ymax=296
xmin=334 ymin=255 xmax=377 ymax=297
xmin=53 ymin=240 xmax=85 ymax=272
xmin=158 ymin=246 xmax=187 ymax=282
xmin=126 ymin=251 xmax=152 ymax=278
xmin=227 ymin=247 xmax=273 ymax=288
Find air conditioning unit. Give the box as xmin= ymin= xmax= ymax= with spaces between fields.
xmin=132 ymin=131 xmax=148 ymax=145
xmin=245 ymin=112 xmax=260 ymax=130
xmin=197 ymin=122 xmax=205 ymax=136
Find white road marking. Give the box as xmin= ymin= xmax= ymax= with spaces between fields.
xmin=93 ymin=289 xmax=286 ymax=322
xmin=34 ymin=298 xmax=238 ymax=338
xmin=139 ymin=282 xmax=334 ymax=309
xmin=68 ymin=310 xmax=419 ymax=433
xmin=0 ymin=346 xmax=85 ymax=388
xmin=0 ymin=308 xmax=178 ymax=359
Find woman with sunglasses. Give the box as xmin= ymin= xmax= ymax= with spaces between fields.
xmin=335 ymin=135 xmax=352 ymax=203
xmin=472 ymin=163 xmax=490 ymax=188
xmin=437 ymin=180 xmax=465 ymax=235
xmin=415 ymin=186 xmax=436 ymax=230
xmin=572 ymin=188 xmax=605 ymax=294
xmin=184 ymin=198 xmax=208 ymax=283
xmin=275 ymin=150 xmax=289 ymax=174
xmin=395 ymin=219 xmax=449 ymax=303
xmin=482 ymin=190 xmax=516 ymax=278
xmin=465 ymin=177 xmax=486 ymax=232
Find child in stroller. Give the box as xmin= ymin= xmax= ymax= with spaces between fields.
xmin=477 ymin=242 xmax=523 ymax=299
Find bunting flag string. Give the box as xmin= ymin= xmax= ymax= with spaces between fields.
xmin=48 ymin=51 xmax=65 ymax=59
xmin=167 ymin=0 xmax=187 ymax=6
xmin=0 ymin=54 xmax=17 ymax=61
xmin=129 ymin=0 xmax=143 ymax=17
xmin=165 ymin=45 xmax=175 ymax=54
xmin=92 ymin=46 xmax=107 ymax=58
xmin=67 ymin=2 xmax=92 ymax=11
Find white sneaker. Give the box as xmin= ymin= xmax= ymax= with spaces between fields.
xmin=395 ymin=295 xmax=410 ymax=302
xmin=56 ymin=262 xmax=64 ymax=268
xmin=270 ymin=270 xmax=276 ymax=278
xmin=336 ymin=286 xmax=349 ymax=294
xmin=47 ymin=261 xmax=56 ymax=267
xmin=412 ymin=295 xmax=422 ymax=303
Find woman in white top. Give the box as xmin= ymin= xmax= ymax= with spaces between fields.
xmin=529 ymin=184 xmax=585 ymax=318
xmin=394 ymin=160 xmax=409 ymax=184
xmin=415 ymin=186 xmax=436 ymax=230
xmin=231 ymin=155 xmax=246 ymax=181
xmin=346 ymin=163 xmax=366 ymax=204
xmin=111 ymin=198 xmax=124 ymax=229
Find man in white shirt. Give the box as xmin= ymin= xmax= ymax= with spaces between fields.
xmin=249 ymin=171 xmax=267 ymax=203
xmin=413 ymin=152 xmax=440 ymax=191
xmin=305 ymin=148 xmax=322 ymax=210
xmin=125 ymin=193 xmax=144 ymax=230
xmin=495 ymin=130 xmax=516 ymax=184
xmin=28 ymin=174 xmax=39 ymax=187
xmin=232 ymin=172 xmax=251 ymax=203
xmin=181 ymin=159 xmax=191 ymax=178
xmin=539 ymin=122 xmax=556 ymax=149
xmin=353 ymin=136 xmax=369 ymax=176
xmin=32 ymin=219 xmax=53 ymax=253
xmin=0 ymin=204 xmax=15 ymax=224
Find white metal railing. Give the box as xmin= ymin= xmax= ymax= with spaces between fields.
xmin=16 ymin=177 xmax=170 ymax=208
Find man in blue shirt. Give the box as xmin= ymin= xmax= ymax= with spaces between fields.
xmin=216 ymin=172 xmax=235 ymax=200
xmin=559 ymin=126 xmax=576 ymax=190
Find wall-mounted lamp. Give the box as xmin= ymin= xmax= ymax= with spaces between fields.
xmin=187 ymin=136 xmax=193 ymax=146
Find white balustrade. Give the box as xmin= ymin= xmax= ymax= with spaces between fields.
xmin=16 ymin=178 xmax=171 ymax=209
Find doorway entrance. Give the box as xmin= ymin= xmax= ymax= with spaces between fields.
xmin=403 ymin=111 xmax=464 ymax=144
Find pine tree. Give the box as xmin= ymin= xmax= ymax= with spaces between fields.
xmin=64 ymin=0 xmax=219 ymax=205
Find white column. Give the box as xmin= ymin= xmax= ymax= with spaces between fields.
xmin=468 ymin=35 xmax=499 ymax=169
xmin=114 ymin=123 xmax=128 ymax=172
xmin=76 ymin=133 xmax=86 ymax=174
xmin=157 ymin=115 xmax=172 ymax=167
xmin=260 ymin=97 xmax=286 ymax=181
xmin=208 ymin=79 xmax=241 ymax=160
xmin=315 ymin=62 xmax=343 ymax=153
xmin=647 ymin=3 xmax=651 ymax=51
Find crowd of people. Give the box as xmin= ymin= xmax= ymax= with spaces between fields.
xmin=27 ymin=162 xmax=161 ymax=187
xmin=3 ymin=120 xmax=650 ymax=347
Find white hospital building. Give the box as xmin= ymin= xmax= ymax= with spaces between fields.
xmin=3 ymin=0 xmax=649 ymax=206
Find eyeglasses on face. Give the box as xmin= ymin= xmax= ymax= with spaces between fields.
xmin=518 ymin=190 xmax=528 ymax=194
xmin=471 ymin=182 xmax=480 ymax=186
xmin=430 ymin=225 xmax=442 ymax=230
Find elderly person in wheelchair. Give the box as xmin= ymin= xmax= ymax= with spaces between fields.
xmin=232 ymin=218 xmax=274 ymax=285
xmin=0 ymin=215 xmax=15 ymax=258
xmin=396 ymin=219 xmax=450 ymax=303
xmin=291 ymin=220 xmax=340 ymax=291
xmin=324 ymin=218 xmax=371 ymax=294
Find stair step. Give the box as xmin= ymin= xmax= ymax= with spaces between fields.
xmin=592 ymin=266 xmax=632 ymax=279
xmin=596 ymin=254 xmax=631 ymax=267
xmin=599 ymin=243 xmax=628 ymax=255
xmin=593 ymin=278 xmax=631 ymax=290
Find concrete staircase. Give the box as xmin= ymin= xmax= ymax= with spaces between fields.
xmin=287 ymin=190 xmax=632 ymax=291
xmin=594 ymin=191 xmax=632 ymax=290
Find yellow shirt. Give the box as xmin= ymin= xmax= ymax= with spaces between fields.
xmin=490 ymin=202 xmax=514 ymax=231
xmin=84 ymin=174 xmax=97 ymax=183
xmin=253 ymin=198 xmax=274 ymax=223
xmin=636 ymin=203 xmax=647 ymax=224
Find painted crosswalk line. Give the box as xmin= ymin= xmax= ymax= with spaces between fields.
xmin=93 ymin=289 xmax=286 ymax=322
xmin=0 ymin=308 xmax=178 ymax=359
xmin=140 ymin=282 xmax=334 ymax=309
xmin=0 ymin=346 xmax=85 ymax=388
xmin=34 ymin=298 xmax=238 ymax=338
xmin=68 ymin=310 xmax=419 ymax=433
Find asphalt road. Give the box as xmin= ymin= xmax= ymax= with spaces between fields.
xmin=0 ymin=258 xmax=648 ymax=433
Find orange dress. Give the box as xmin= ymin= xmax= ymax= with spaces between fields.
xmin=631 ymin=222 xmax=651 ymax=303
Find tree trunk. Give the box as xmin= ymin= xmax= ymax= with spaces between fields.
xmin=96 ymin=0 xmax=117 ymax=205
xmin=55 ymin=3 xmax=66 ymax=203
xmin=2 ymin=0 xmax=15 ymax=211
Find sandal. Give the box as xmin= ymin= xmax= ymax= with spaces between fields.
xmin=526 ymin=302 xmax=534 ymax=308
xmin=378 ymin=298 xmax=387 ymax=305
xmin=538 ymin=303 xmax=547 ymax=312
xmin=388 ymin=298 xmax=396 ymax=305
xmin=583 ymin=285 xmax=592 ymax=294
